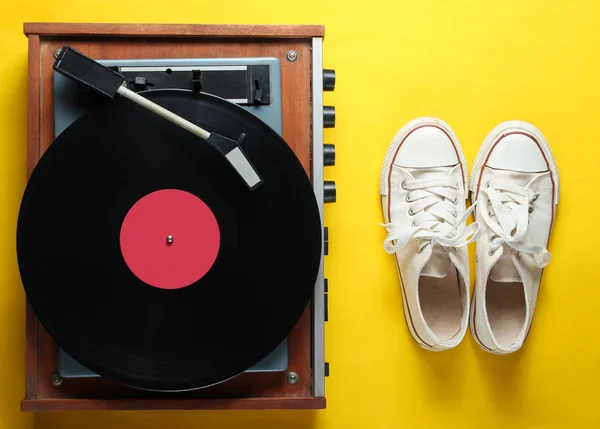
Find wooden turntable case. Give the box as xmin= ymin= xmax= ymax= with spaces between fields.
xmin=22 ymin=22 xmax=329 ymax=412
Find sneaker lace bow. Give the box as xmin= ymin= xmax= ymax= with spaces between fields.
xmin=476 ymin=180 xmax=550 ymax=268
xmin=383 ymin=176 xmax=481 ymax=255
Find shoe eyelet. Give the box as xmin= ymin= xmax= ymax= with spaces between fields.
xmin=517 ymin=252 xmax=522 ymax=260
xmin=417 ymin=247 xmax=424 ymax=254
xmin=488 ymin=211 xmax=493 ymax=217
xmin=488 ymin=248 xmax=496 ymax=256
xmin=529 ymin=206 xmax=534 ymax=213
xmin=488 ymin=235 xmax=495 ymax=243
xmin=409 ymin=208 xmax=415 ymax=216
xmin=532 ymin=194 xmax=539 ymax=202
xmin=401 ymin=181 xmax=408 ymax=190
xmin=485 ymin=182 xmax=490 ymax=188
xmin=454 ymin=211 xmax=458 ymax=217
xmin=453 ymin=197 xmax=458 ymax=204
xmin=411 ymin=221 xmax=416 ymax=227
xmin=406 ymin=194 xmax=411 ymax=202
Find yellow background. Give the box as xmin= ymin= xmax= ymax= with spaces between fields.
xmin=1 ymin=1 xmax=598 ymax=428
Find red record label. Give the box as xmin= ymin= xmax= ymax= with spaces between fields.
xmin=119 ymin=189 xmax=220 ymax=290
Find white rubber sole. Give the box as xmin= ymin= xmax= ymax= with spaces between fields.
xmin=468 ymin=294 xmax=502 ymax=355
xmin=398 ymin=277 xmax=437 ymax=351
xmin=469 ymin=300 xmax=521 ymax=356
xmin=469 ymin=120 xmax=560 ymax=206
xmin=379 ymin=117 xmax=469 ymax=198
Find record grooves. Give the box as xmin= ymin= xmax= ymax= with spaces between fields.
xmin=16 ymin=90 xmax=322 ymax=392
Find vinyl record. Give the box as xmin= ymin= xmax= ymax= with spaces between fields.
xmin=16 ymin=90 xmax=322 ymax=391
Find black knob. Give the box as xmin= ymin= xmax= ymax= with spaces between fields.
xmin=323 ymin=69 xmax=336 ymax=91
xmin=324 ymin=144 xmax=335 ymax=166
xmin=323 ymin=106 xmax=335 ymax=128
xmin=324 ymin=181 xmax=336 ymax=203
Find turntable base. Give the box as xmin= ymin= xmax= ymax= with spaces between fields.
xmin=22 ymin=22 xmax=331 ymax=412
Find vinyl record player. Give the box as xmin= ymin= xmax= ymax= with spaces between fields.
xmin=21 ymin=22 xmax=336 ymax=411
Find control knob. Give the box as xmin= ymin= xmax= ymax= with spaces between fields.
xmin=324 ymin=181 xmax=336 ymax=203
xmin=324 ymin=144 xmax=335 ymax=166
xmin=323 ymin=69 xmax=336 ymax=91
xmin=323 ymin=106 xmax=335 ymax=128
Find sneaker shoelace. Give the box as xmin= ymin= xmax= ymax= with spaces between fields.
xmin=383 ymin=176 xmax=482 ymax=255
xmin=475 ymin=179 xmax=550 ymax=268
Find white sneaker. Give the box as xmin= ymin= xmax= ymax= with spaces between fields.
xmin=469 ymin=121 xmax=559 ymax=354
xmin=380 ymin=118 xmax=481 ymax=351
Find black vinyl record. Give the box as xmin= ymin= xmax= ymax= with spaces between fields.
xmin=16 ymin=90 xmax=322 ymax=391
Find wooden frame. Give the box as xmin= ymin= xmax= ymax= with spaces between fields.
xmin=24 ymin=22 xmax=324 ymax=38
xmin=22 ymin=23 xmax=325 ymax=412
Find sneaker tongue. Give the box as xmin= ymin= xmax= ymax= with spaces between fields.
xmin=412 ymin=166 xmax=458 ymax=279
xmin=409 ymin=166 xmax=455 ymax=180
xmin=487 ymin=167 xmax=546 ymax=186
xmin=421 ymin=245 xmax=452 ymax=278
xmin=489 ymin=248 xmax=521 ymax=282
xmin=485 ymin=167 xmax=533 ymax=283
